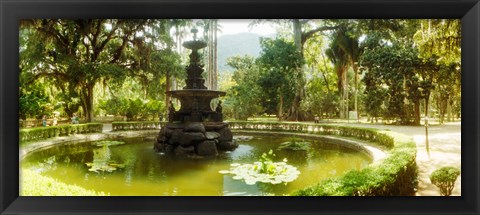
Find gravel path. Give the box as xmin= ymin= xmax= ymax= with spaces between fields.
xmin=326 ymin=121 xmax=461 ymax=196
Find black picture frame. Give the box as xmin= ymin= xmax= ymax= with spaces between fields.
xmin=1 ymin=0 xmax=479 ymax=214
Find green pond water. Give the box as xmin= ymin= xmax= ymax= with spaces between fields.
xmin=20 ymin=134 xmax=372 ymax=196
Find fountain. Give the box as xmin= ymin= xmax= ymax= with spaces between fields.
xmin=154 ymin=29 xmax=238 ymax=157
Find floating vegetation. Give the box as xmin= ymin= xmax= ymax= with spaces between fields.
xmin=233 ymin=135 xmax=254 ymax=142
xmin=93 ymin=140 xmax=125 ymax=147
xmin=85 ymin=162 xmax=125 ymax=173
xmin=219 ymin=150 xmax=300 ymax=185
xmin=278 ymin=141 xmax=310 ymax=151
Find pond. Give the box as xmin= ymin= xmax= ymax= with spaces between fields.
xmin=20 ymin=133 xmax=372 ymax=196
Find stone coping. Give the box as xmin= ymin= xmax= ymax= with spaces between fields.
xmin=19 ymin=130 xmax=158 ymax=161
xmin=233 ymin=130 xmax=387 ymax=164
xmin=20 ymin=129 xmax=387 ymax=164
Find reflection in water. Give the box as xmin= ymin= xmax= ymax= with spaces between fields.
xmin=21 ymin=135 xmax=372 ymax=196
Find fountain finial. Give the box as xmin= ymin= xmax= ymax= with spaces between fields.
xmin=191 ymin=28 xmax=198 ymax=41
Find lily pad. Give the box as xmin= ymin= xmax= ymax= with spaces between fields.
xmin=278 ymin=141 xmax=310 ymax=151
xmin=85 ymin=161 xmax=125 ymax=173
xmin=219 ymin=161 xmax=300 ymax=185
xmin=233 ymin=136 xmax=254 ymax=142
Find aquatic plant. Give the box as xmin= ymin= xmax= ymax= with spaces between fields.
xmin=278 ymin=136 xmax=310 ymax=151
xmin=219 ymin=150 xmax=300 ymax=185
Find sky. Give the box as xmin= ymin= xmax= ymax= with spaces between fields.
xmin=193 ymin=19 xmax=277 ymax=37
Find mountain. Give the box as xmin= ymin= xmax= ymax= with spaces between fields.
xmin=217 ymin=33 xmax=264 ymax=73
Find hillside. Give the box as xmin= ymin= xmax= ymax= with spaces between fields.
xmin=217 ymin=33 xmax=264 ymax=73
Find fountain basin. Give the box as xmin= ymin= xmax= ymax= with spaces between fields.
xmin=20 ymin=133 xmax=374 ymax=196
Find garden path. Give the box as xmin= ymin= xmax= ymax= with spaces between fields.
xmin=326 ymin=121 xmax=461 ymax=196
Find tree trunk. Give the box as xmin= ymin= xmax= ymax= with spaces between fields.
xmin=425 ymin=93 xmax=431 ymax=158
xmin=447 ymin=98 xmax=453 ymax=122
xmin=353 ymin=64 xmax=358 ymax=121
xmin=414 ymin=100 xmax=420 ymax=125
xmin=83 ymin=82 xmax=95 ymax=122
xmin=343 ymin=67 xmax=349 ymax=119
xmin=279 ymin=94 xmax=283 ymax=120
xmin=284 ymin=19 xmax=313 ymax=121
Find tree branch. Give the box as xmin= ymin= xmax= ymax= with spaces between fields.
xmin=302 ymin=25 xmax=341 ymax=45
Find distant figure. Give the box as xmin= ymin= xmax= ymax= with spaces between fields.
xmin=53 ymin=115 xmax=58 ymax=126
xmin=215 ymin=100 xmax=222 ymax=113
xmin=314 ymin=116 xmax=320 ymax=123
xmin=72 ymin=113 xmax=79 ymax=124
xmin=42 ymin=115 xmax=47 ymax=127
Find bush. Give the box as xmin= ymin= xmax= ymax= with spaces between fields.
xmin=19 ymin=123 xmax=103 ymax=142
xmin=430 ymin=166 xmax=460 ymax=196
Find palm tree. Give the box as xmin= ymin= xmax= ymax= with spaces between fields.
xmin=336 ymin=26 xmax=362 ymax=121
xmin=326 ymin=35 xmax=350 ymax=119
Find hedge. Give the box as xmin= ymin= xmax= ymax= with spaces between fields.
xmin=112 ymin=121 xmax=166 ymax=131
xmin=228 ymin=121 xmax=417 ymax=196
xmin=19 ymin=123 xmax=103 ymax=142
xmin=229 ymin=122 xmax=395 ymax=149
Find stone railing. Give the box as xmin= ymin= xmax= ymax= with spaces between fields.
xmin=112 ymin=121 xmax=167 ymax=131
xmin=228 ymin=121 xmax=394 ymax=149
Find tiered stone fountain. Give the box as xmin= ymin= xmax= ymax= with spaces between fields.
xmin=155 ymin=29 xmax=238 ymax=157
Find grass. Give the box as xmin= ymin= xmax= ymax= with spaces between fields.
xmin=20 ymin=169 xmax=107 ymax=196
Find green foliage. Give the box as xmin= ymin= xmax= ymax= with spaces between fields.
xmin=360 ymin=32 xmax=423 ymax=124
xmin=228 ymin=121 xmax=416 ymax=195
xmin=19 ymin=83 xmax=53 ymax=120
xmin=256 ymin=38 xmax=304 ymax=117
xmin=278 ymin=136 xmax=310 ymax=151
xmin=223 ymin=55 xmax=264 ymax=120
xmin=292 ymin=131 xmax=417 ymax=196
xmin=19 ymin=123 xmax=103 ymax=142
xmin=98 ymin=97 xmax=164 ymax=121
xmin=20 ymin=169 xmax=107 ymax=196
xmin=219 ymin=149 xmax=300 ymax=185
xmin=430 ymin=166 xmax=460 ymax=196
xmin=19 ymin=19 xmax=181 ymax=122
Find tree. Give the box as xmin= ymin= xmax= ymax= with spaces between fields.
xmin=20 ymin=19 xmax=179 ymax=122
xmin=360 ymin=32 xmax=424 ymax=125
xmin=326 ymin=32 xmax=350 ymax=119
xmin=257 ymin=38 xmax=304 ymax=119
xmin=223 ymin=55 xmax=264 ymax=120
xmin=334 ymin=25 xmax=362 ymax=120
xmin=413 ymin=19 xmax=461 ymax=124
xmin=251 ymin=19 xmax=340 ymax=121
xmin=303 ymin=35 xmax=339 ymax=118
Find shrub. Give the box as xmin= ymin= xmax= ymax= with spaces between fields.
xmin=430 ymin=166 xmax=460 ymax=196
xmin=19 ymin=123 xmax=103 ymax=142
